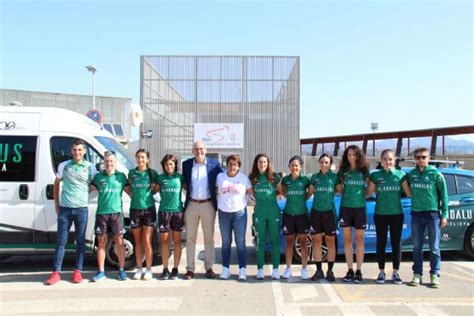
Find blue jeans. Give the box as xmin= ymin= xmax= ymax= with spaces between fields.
xmin=411 ymin=211 xmax=441 ymax=276
xmin=53 ymin=207 xmax=88 ymax=272
xmin=218 ymin=209 xmax=247 ymax=269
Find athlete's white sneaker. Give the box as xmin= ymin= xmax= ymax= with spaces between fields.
xmin=238 ymin=268 xmax=247 ymax=281
xmin=132 ymin=268 xmax=143 ymax=280
xmin=272 ymin=268 xmax=280 ymax=280
xmin=256 ymin=268 xmax=265 ymax=280
xmin=282 ymin=267 xmax=292 ymax=279
xmin=220 ymin=267 xmax=231 ymax=279
xmin=300 ymin=268 xmax=309 ymax=280
xmin=142 ymin=269 xmax=153 ymax=281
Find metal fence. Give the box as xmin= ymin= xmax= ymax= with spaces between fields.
xmin=140 ymin=56 xmax=300 ymax=173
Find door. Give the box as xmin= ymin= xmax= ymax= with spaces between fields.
xmin=0 ymin=135 xmax=37 ymax=249
xmin=443 ymin=173 xmax=474 ymax=250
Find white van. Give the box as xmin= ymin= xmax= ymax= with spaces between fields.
xmin=0 ymin=106 xmax=161 ymax=269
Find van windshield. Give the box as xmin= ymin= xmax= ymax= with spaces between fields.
xmin=95 ymin=136 xmax=136 ymax=170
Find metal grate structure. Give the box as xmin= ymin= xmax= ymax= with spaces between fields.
xmin=140 ymin=56 xmax=300 ymax=173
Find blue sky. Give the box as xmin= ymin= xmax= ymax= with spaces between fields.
xmin=1 ymin=0 xmax=472 ymax=138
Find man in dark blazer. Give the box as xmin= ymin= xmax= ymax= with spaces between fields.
xmin=182 ymin=141 xmax=222 ymax=279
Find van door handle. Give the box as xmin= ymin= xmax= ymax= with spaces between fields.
xmin=19 ymin=184 xmax=29 ymax=200
xmin=46 ymin=184 xmax=54 ymax=200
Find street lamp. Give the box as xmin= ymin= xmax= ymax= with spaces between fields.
xmin=371 ymin=122 xmax=379 ymax=157
xmin=85 ymin=65 xmax=97 ymax=110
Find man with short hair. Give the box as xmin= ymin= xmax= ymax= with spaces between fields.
xmin=407 ymin=147 xmax=448 ymax=288
xmin=45 ymin=139 xmax=96 ymax=285
xmin=182 ymin=141 xmax=222 ymax=279
xmin=90 ymin=151 xmax=130 ymax=281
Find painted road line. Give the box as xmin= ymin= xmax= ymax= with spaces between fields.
xmin=407 ymin=303 xmax=449 ymax=316
xmin=290 ymin=284 xmax=318 ymax=302
xmin=3 ymin=297 xmax=183 ymax=314
xmin=319 ymin=280 xmax=343 ymax=304
xmin=272 ymin=281 xmax=304 ymax=316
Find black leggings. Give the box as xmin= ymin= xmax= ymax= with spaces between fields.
xmin=374 ymin=213 xmax=404 ymax=270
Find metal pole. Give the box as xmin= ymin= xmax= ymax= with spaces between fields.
xmin=92 ymin=71 xmax=96 ymax=110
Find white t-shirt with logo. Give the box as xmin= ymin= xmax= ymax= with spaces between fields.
xmin=216 ymin=172 xmax=252 ymax=213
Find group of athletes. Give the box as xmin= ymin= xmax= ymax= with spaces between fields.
xmin=45 ymin=139 xmax=448 ymax=288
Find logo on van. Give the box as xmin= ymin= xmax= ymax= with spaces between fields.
xmin=0 ymin=121 xmax=16 ymax=131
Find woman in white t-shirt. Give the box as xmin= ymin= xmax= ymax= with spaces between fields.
xmin=216 ymin=154 xmax=252 ymax=281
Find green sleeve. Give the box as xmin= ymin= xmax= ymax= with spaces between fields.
xmin=437 ymin=173 xmax=449 ymax=218
xmin=369 ymin=172 xmax=377 ymax=184
xmin=304 ymin=176 xmax=311 ymax=187
xmin=336 ymin=170 xmax=343 ymax=185
xmin=156 ymin=174 xmax=162 ymax=186
xmin=121 ymin=173 xmax=129 ymax=187
xmin=274 ymin=173 xmax=281 ymax=184
xmin=152 ymin=169 xmax=159 ymax=183
xmin=92 ymin=174 xmax=99 ymax=188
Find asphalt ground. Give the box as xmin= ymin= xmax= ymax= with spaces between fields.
xmin=1 ymin=213 xmax=473 ymax=316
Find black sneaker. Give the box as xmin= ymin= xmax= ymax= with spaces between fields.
xmin=376 ymin=271 xmax=386 ymax=284
xmin=311 ymin=270 xmax=325 ymax=281
xmin=392 ymin=272 xmax=403 ymax=285
xmin=160 ymin=268 xmax=171 ymax=280
xmin=170 ymin=268 xmax=179 ymax=280
xmin=354 ymin=270 xmax=363 ymax=283
xmin=342 ymin=270 xmax=354 ymax=282
xmin=326 ymin=270 xmax=336 ymax=282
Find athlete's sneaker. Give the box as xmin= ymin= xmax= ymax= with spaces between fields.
xmin=160 ymin=268 xmax=171 ymax=280
xmin=392 ymin=272 xmax=403 ymax=285
xmin=408 ymin=274 xmax=421 ymax=287
xmin=311 ymin=270 xmax=325 ymax=281
xmin=220 ymin=267 xmax=231 ymax=279
xmin=342 ymin=270 xmax=354 ymax=282
xmin=117 ymin=269 xmax=128 ymax=281
xmin=326 ymin=270 xmax=336 ymax=282
xmin=170 ymin=268 xmax=179 ymax=280
xmin=354 ymin=270 xmax=363 ymax=283
xmin=300 ymin=268 xmax=309 ymax=280
xmin=430 ymin=274 xmax=440 ymax=289
xmin=256 ymin=268 xmax=265 ymax=280
xmin=72 ymin=269 xmax=83 ymax=284
xmin=271 ymin=268 xmax=280 ymax=280
xmin=143 ymin=269 xmax=153 ymax=281
xmin=376 ymin=271 xmax=386 ymax=284
xmin=45 ymin=271 xmax=61 ymax=285
xmin=91 ymin=271 xmax=107 ymax=282
xmin=282 ymin=267 xmax=292 ymax=279
xmin=132 ymin=268 xmax=144 ymax=280
xmin=238 ymin=268 xmax=247 ymax=281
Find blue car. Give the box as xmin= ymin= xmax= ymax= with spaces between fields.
xmin=254 ymin=166 xmax=474 ymax=262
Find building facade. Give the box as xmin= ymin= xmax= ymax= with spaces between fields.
xmin=0 ymin=89 xmax=132 ymax=142
xmin=140 ymin=55 xmax=300 ymax=173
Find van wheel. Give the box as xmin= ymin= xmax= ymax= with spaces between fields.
xmin=293 ymin=234 xmax=331 ymax=263
xmin=105 ymin=233 xmax=136 ymax=270
xmin=464 ymin=225 xmax=474 ymax=259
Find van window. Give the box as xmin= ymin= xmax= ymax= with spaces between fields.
xmin=95 ymin=136 xmax=136 ymax=170
xmin=457 ymin=175 xmax=474 ymax=194
xmin=443 ymin=174 xmax=456 ymax=195
xmin=50 ymin=137 xmax=103 ymax=173
xmin=0 ymin=136 xmax=37 ymax=182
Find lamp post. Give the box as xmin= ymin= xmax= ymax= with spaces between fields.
xmin=371 ymin=122 xmax=378 ymax=157
xmin=85 ymin=66 xmax=97 ymax=110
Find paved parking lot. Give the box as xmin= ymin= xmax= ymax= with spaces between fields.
xmin=1 ymin=216 xmax=473 ymax=315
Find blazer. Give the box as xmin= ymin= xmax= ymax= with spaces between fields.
xmin=182 ymin=157 xmax=222 ymax=211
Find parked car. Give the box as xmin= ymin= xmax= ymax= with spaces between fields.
xmin=253 ymin=165 xmax=474 ymax=262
